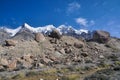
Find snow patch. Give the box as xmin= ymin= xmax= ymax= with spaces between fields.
xmin=5 ymin=26 xmax=22 ymax=36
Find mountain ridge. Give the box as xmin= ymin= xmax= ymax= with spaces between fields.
xmin=1 ymin=23 xmax=89 ymax=37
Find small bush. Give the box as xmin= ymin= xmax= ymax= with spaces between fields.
xmin=97 ymin=61 xmax=110 ymax=68
xmin=26 ymin=71 xmax=39 ymax=77
xmin=114 ymin=61 xmax=120 ymax=66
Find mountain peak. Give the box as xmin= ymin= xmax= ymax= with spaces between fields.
xmin=22 ymin=23 xmax=31 ymax=28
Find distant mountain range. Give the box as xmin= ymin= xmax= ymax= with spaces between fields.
xmin=0 ymin=23 xmax=92 ymax=39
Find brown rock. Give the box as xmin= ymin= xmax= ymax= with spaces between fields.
xmin=49 ymin=29 xmax=61 ymax=39
xmin=8 ymin=60 xmax=17 ymax=71
xmin=0 ymin=58 xmax=9 ymax=66
xmin=5 ymin=39 xmax=16 ymax=46
xmin=74 ymin=41 xmax=84 ymax=48
xmin=35 ymin=33 xmax=45 ymax=42
xmin=93 ymin=30 xmax=110 ymax=43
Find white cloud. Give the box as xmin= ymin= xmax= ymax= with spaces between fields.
xmin=75 ymin=17 xmax=95 ymax=27
xmin=67 ymin=2 xmax=80 ymax=14
xmin=75 ymin=18 xmax=88 ymax=26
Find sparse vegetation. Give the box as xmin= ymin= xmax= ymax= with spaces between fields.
xmin=26 ymin=71 xmax=39 ymax=77
xmin=105 ymin=43 xmax=119 ymax=52
xmin=0 ymin=27 xmax=120 ymax=80
xmin=12 ymin=73 xmax=25 ymax=79
xmin=114 ymin=61 xmax=120 ymax=66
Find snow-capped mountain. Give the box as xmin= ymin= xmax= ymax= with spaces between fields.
xmin=1 ymin=23 xmax=92 ymax=39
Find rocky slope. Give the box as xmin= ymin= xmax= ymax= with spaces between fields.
xmin=0 ymin=24 xmax=120 ymax=80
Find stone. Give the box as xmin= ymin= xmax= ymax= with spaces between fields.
xmin=99 ymin=55 xmax=104 ymax=59
xmin=35 ymin=33 xmax=45 ymax=42
xmin=8 ymin=60 xmax=17 ymax=71
xmin=93 ymin=30 xmax=110 ymax=43
xmin=0 ymin=58 xmax=9 ymax=66
xmin=5 ymin=39 xmax=16 ymax=46
xmin=54 ymin=51 xmax=62 ymax=57
xmin=40 ymin=58 xmax=52 ymax=64
xmin=81 ymin=52 xmax=88 ymax=57
xmin=49 ymin=55 xmax=57 ymax=61
xmin=49 ymin=29 xmax=61 ymax=39
xmin=59 ymin=48 xmax=65 ymax=54
xmin=0 ymin=65 xmax=5 ymax=71
xmin=74 ymin=41 xmax=84 ymax=48
xmin=80 ymin=71 xmax=85 ymax=74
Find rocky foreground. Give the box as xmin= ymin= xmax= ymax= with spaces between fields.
xmin=0 ymin=29 xmax=120 ymax=80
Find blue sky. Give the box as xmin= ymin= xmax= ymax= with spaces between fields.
xmin=0 ymin=0 xmax=120 ymax=37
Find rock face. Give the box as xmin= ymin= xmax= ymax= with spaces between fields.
xmin=93 ymin=30 xmax=110 ymax=43
xmin=5 ymin=39 xmax=16 ymax=46
xmin=49 ymin=29 xmax=61 ymax=39
xmin=13 ymin=30 xmax=35 ymax=40
xmin=0 ymin=29 xmax=10 ymax=45
xmin=35 ymin=33 xmax=45 ymax=42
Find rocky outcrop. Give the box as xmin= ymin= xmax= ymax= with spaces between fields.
xmin=13 ymin=30 xmax=35 ymax=40
xmin=35 ymin=33 xmax=45 ymax=42
xmin=49 ymin=29 xmax=61 ymax=39
xmin=5 ymin=39 xmax=16 ymax=46
xmin=93 ymin=30 xmax=110 ymax=43
xmin=0 ymin=29 xmax=10 ymax=45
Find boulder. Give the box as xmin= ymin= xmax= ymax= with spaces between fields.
xmin=93 ymin=30 xmax=110 ymax=43
xmin=0 ymin=66 xmax=5 ymax=71
xmin=99 ymin=55 xmax=105 ymax=59
xmin=74 ymin=41 xmax=84 ymax=48
xmin=81 ymin=52 xmax=88 ymax=57
xmin=8 ymin=60 xmax=17 ymax=71
xmin=0 ymin=58 xmax=9 ymax=66
xmin=49 ymin=29 xmax=61 ymax=39
xmin=35 ymin=33 xmax=45 ymax=42
xmin=5 ymin=39 xmax=16 ymax=46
